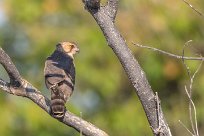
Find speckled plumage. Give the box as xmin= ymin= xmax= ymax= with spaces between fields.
xmin=44 ymin=42 xmax=79 ymax=119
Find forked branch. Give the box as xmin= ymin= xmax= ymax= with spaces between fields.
xmin=83 ymin=0 xmax=172 ymax=135
xmin=180 ymin=42 xmax=202 ymax=136
xmin=0 ymin=47 xmax=108 ymax=136
xmin=0 ymin=48 xmax=22 ymax=87
xmin=107 ymin=0 xmax=119 ymax=20
xmin=135 ymin=41 xmax=202 ymax=136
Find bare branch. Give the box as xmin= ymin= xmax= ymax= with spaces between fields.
xmin=182 ymin=41 xmax=196 ymax=135
xmin=180 ymin=43 xmax=202 ymax=136
xmin=184 ymin=60 xmax=202 ymax=136
xmin=179 ymin=120 xmax=194 ymax=136
xmin=0 ymin=48 xmax=108 ymax=136
xmin=134 ymin=41 xmax=202 ymax=136
xmin=185 ymin=86 xmax=200 ymax=136
xmin=133 ymin=43 xmax=204 ymax=61
xmin=182 ymin=0 xmax=204 ymax=18
xmin=0 ymin=48 xmax=22 ymax=87
xmin=83 ymin=2 xmax=172 ymax=136
xmin=135 ymin=41 xmax=202 ymax=136
xmin=107 ymin=0 xmax=119 ymax=20
xmin=182 ymin=40 xmax=193 ymax=78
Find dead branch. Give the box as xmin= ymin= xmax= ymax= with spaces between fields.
xmin=182 ymin=0 xmax=204 ymax=18
xmin=134 ymin=41 xmax=202 ymax=136
xmin=133 ymin=42 xmax=204 ymax=61
xmin=180 ymin=43 xmax=202 ymax=136
xmin=0 ymin=47 xmax=108 ymax=136
xmin=82 ymin=0 xmax=172 ymax=135
xmin=0 ymin=48 xmax=22 ymax=87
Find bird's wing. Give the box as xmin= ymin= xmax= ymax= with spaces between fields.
xmin=44 ymin=59 xmax=67 ymax=89
xmin=64 ymin=62 xmax=75 ymax=85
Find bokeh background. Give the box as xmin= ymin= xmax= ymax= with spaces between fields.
xmin=0 ymin=0 xmax=204 ymax=135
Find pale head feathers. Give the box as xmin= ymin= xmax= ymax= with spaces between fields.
xmin=56 ymin=42 xmax=79 ymax=58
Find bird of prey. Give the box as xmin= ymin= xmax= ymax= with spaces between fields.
xmin=44 ymin=42 xmax=79 ymax=119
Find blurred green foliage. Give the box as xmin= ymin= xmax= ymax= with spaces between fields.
xmin=0 ymin=0 xmax=204 ymax=135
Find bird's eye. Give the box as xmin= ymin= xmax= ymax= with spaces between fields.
xmin=67 ymin=45 xmax=75 ymax=52
xmin=70 ymin=44 xmax=75 ymax=49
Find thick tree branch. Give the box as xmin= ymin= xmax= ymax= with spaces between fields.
xmin=0 ymin=48 xmax=22 ymax=87
xmin=83 ymin=1 xmax=172 ymax=136
xmin=0 ymin=48 xmax=108 ymax=136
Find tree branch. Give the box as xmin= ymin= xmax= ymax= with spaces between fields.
xmin=107 ymin=0 xmax=119 ymax=21
xmin=0 ymin=48 xmax=108 ymax=136
xmin=0 ymin=48 xmax=22 ymax=87
xmin=181 ymin=44 xmax=202 ymax=136
xmin=134 ymin=41 xmax=203 ymax=135
xmin=83 ymin=1 xmax=172 ymax=135
xmin=134 ymin=43 xmax=204 ymax=61
xmin=182 ymin=0 xmax=204 ymax=18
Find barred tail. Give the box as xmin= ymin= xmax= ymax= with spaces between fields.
xmin=51 ymin=89 xmax=65 ymax=119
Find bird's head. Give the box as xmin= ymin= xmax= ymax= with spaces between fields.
xmin=56 ymin=42 xmax=80 ymax=58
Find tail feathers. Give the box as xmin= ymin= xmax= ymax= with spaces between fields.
xmin=51 ymin=90 xmax=66 ymax=119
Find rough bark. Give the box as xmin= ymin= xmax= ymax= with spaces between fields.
xmin=0 ymin=0 xmax=173 ymax=135
xmin=82 ymin=0 xmax=172 ymax=135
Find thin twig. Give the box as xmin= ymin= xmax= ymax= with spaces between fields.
xmin=182 ymin=40 xmax=193 ymax=78
xmin=182 ymin=41 xmax=192 ymax=134
xmin=181 ymin=41 xmax=202 ymax=136
xmin=189 ymin=60 xmax=202 ymax=136
xmin=182 ymin=41 xmax=196 ymax=135
xmin=184 ymin=85 xmax=200 ymax=136
xmin=133 ymin=43 xmax=204 ymax=61
xmin=182 ymin=0 xmax=204 ymax=18
xmin=179 ymin=120 xmax=194 ymax=136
